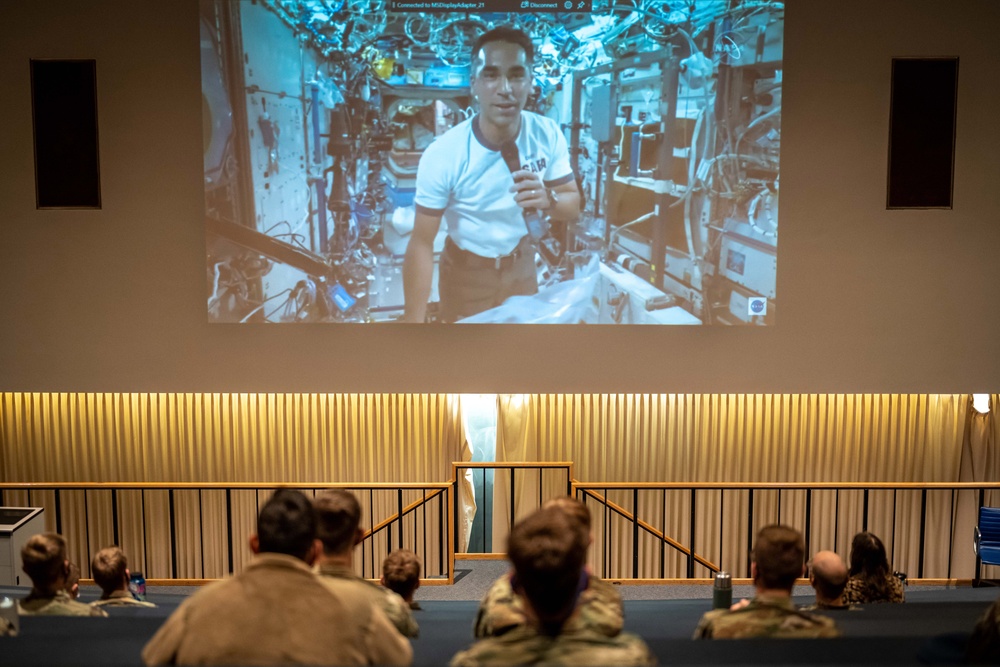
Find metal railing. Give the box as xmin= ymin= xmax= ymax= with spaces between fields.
xmin=0 ymin=482 xmax=453 ymax=584
xmin=452 ymin=462 xmax=573 ymax=557
xmin=5 ymin=476 xmax=1000 ymax=584
xmin=572 ymin=481 xmax=1000 ymax=581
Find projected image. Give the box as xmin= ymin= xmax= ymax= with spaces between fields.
xmin=202 ymin=0 xmax=783 ymax=324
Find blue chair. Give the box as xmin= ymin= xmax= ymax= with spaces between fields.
xmin=974 ymin=506 xmax=1000 ymax=586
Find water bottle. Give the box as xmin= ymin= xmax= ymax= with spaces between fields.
xmin=128 ymin=571 xmax=147 ymax=601
xmin=0 ymin=596 xmax=19 ymax=636
xmin=712 ymin=571 xmax=733 ymax=609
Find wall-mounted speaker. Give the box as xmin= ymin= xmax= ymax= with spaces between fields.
xmin=31 ymin=59 xmax=102 ymax=209
xmin=886 ymin=57 xmax=959 ymax=209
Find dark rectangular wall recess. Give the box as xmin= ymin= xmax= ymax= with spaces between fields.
xmin=31 ymin=59 xmax=102 ymax=209
xmin=886 ymin=57 xmax=958 ymax=209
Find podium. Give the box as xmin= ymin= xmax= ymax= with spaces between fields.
xmin=0 ymin=508 xmax=45 ymax=586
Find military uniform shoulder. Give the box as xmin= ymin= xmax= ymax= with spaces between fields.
xmin=696 ymin=598 xmax=839 ymax=639
xmin=20 ymin=591 xmax=107 ymax=617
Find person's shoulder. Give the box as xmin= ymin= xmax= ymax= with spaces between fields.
xmin=554 ymin=629 xmax=655 ymax=666
xmin=450 ymin=627 xmax=545 ymax=667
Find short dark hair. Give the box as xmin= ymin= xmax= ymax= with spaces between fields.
xmin=21 ymin=533 xmax=68 ymax=587
xmin=752 ymin=525 xmax=804 ymax=591
xmin=507 ymin=506 xmax=587 ymax=635
xmin=92 ymin=546 xmax=128 ymax=594
xmin=382 ymin=549 xmax=421 ymax=599
xmin=256 ymin=489 xmax=317 ymax=561
xmin=313 ymin=490 xmax=362 ymax=555
xmin=471 ymin=26 xmax=534 ymax=70
xmin=542 ymin=496 xmax=591 ymax=536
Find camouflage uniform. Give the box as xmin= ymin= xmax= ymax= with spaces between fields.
xmin=451 ymin=624 xmax=655 ymax=666
xmin=693 ymin=596 xmax=840 ymax=639
xmin=317 ymin=562 xmax=419 ymax=638
xmin=966 ymin=596 xmax=1000 ymax=662
xmin=841 ymin=574 xmax=905 ymax=604
xmin=19 ymin=590 xmax=108 ymax=617
xmin=92 ymin=589 xmax=157 ymax=609
xmin=799 ymin=601 xmax=860 ymax=612
xmin=473 ymin=573 xmax=623 ymax=638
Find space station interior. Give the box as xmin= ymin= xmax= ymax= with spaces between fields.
xmin=202 ymin=0 xmax=782 ymax=323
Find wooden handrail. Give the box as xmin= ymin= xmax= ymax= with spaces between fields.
xmin=577 ymin=487 xmax=719 ymax=573
xmin=0 ymin=482 xmax=452 ymax=490
xmin=365 ymin=488 xmax=448 ymax=537
xmin=572 ymin=482 xmax=1000 ymax=490
xmin=454 ymin=462 xmax=575 ymax=469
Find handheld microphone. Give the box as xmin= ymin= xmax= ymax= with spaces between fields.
xmin=499 ymin=141 xmax=547 ymax=241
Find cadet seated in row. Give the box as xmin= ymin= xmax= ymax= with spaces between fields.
xmin=313 ymin=489 xmax=420 ymax=638
xmin=142 ymin=489 xmax=411 ymax=666
xmin=452 ymin=505 xmax=654 ymax=666
xmin=91 ymin=545 xmax=157 ymax=609
xmin=694 ymin=525 xmax=840 ymax=639
xmin=18 ymin=533 xmax=106 ymax=618
xmin=843 ymin=531 xmax=905 ymax=604
xmin=474 ymin=496 xmax=622 ymax=639
xmin=383 ymin=548 xmax=423 ymax=612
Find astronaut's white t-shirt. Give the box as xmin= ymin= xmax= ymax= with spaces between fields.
xmin=414 ymin=111 xmax=574 ymax=258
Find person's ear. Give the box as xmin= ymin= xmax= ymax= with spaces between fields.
xmin=249 ymin=534 xmax=261 ymax=555
xmin=353 ymin=528 xmax=365 ymax=546
xmin=303 ymin=539 xmax=323 ymax=566
xmin=750 ymin=562 xmax=758 ymax=581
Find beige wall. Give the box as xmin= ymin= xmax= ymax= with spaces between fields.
xmin=1 ymin=0 xmax=998 ymax=394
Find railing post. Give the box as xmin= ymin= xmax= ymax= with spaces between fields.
xmin=510 ymin=467 xmax=516 ymax=529
xmin=453 ymin=476 xmax=460 ymax=553
xmin=632 ymin=489 xmax=639 ymax=579
xmin=111 ymin=488 xmax=119 ymax=547
xmin=688 ymin=489 xmax=696 ymax=578
xmin=863 ymin=488 xmax=869 ymax=533
xmin=804 ymin=489 xmax=812 ymax=559
xmin=397 ymin=488 xmax=404 ymax=551
xmin=918 ymin=489 xmax=927 ymax=579
xmin=169 ymin=489 xmax=178 ymax=579
xmin=746 ymin=489 xmax=754 ymax=577
xmin=225 ymin=489 xmax=233 ymax=574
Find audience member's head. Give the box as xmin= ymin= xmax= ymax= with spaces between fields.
xmin=22 ymin=533 xmax=72 ymax=595
xmin=382 ymin=549 xmax=421 ymax=602
xmin=313 ymin=489 xmax=364 ymax=557
xmin=809 ymin=550 xmax=848 ymax=605
xmin=65 ymin=561 xmax=81 ymax=599
xmin=92 ymin=546 xmax=130 ymax=597
xmin=251 ymin=489 xmax=319 ymax=563
xmin=542 ymin=496 xmax=592 ymax=545
xmin=508 ymin=506 xmax=588 ymax=636
xmin=849 ymin=531 xmax=890 ymax=577
xmin=751 ymin=524 xmax=805 ymax=594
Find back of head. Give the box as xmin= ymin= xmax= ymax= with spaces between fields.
xmin=507 ymin=506 xmax=587 ymax=635
xmin=257 ymin=489 xmax=317 ymax=561
xmin=382 ymin=549 xmax=421 ymax=600
xmin=22 ymin=533 xmax=68 ymax=590
xmin=849 ymin=532 xmax=889 ymax=577
xmin=92 ymin=546 xmax=128 ymax=595
xmin=541 ymin=496 xmax=591 ymax=536
xmin=752 ymin=525 xmax=805 ymax=592
xmin=809 ymin=550 xmax=848 ymax=601
xmin=313 ymin=489 xmax=362 ymax=555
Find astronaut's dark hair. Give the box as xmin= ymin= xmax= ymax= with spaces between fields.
xmin=472 ymin=26 xmax=535 ymax=68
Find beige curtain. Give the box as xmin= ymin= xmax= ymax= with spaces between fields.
xmin=495 ymin=394 xmax=969 ymax=579
xmin=952 ymin=394 xmax=1000 ymax=579
xmin=0 ymin=393 xmax=466 ymax=580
